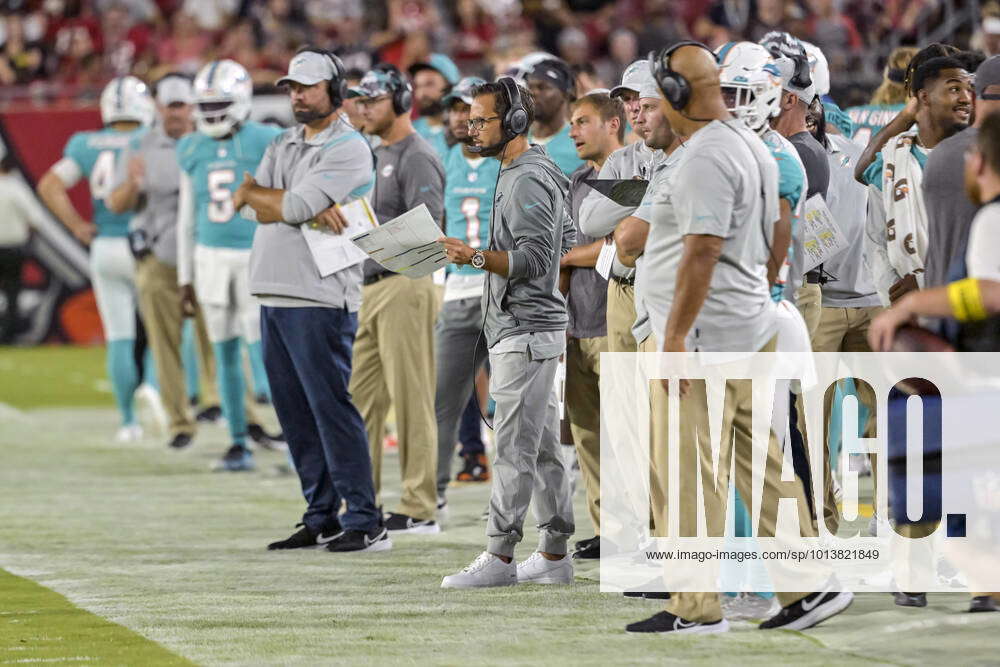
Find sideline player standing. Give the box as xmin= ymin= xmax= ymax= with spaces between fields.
xmin=38 ymin=76 xmax=155 ymax=442
xmin=176 ymin=59 xmax=284 ymax=472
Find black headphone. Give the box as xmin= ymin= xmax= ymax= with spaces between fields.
xmin=373 ymin=64 xmax=413 ymax=115
xmin=649 ymin=41 xmax=718 ymax=111
xmin=498 ymin=76 xmax=529 ymax=139
xmin=295 ymin=46 xmax=348 ymax=108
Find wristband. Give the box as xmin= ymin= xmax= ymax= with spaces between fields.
xmin=948 ymin=278 xmax=988 ymax=322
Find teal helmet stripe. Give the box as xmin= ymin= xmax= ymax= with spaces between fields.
xmin=716 ymin=42 xmax=738 ymax=65
xmin=206 ymin=60 xmax=221 ymax=88
xmin=116 ymin=77 xmax=125 ymax=111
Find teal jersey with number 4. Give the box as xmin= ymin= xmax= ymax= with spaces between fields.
xmin=444 ymin=144 xmax=499 ymax=276
xmin=63 ymin=127 xmax=145 ymax=238
xmin=177 ymin=121 xmax=283 ymax=249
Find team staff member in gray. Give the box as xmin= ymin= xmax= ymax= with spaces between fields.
xmin=349 ymin=65 xmax=445 ymax=535
xmin=439 ymin=78 xmax=576 ymax=589
xmin=233 ymin=47 xmax=388 ymax=554
xmin=578 ymin=60 xmax=661 ymax=353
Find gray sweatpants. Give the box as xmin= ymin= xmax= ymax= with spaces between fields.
xmin=486 ymin=348 xmax=574 ymax=558
xmin=434 ymin=298 xmax=488 ymax=496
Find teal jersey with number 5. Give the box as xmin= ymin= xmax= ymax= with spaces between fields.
xmin=177 ymin=121 xmax=283 ymax=249
xmin=444 ymin=144 xmax=499 ymax=276
xmin=63 ymin=127 xmax=145 ymax=238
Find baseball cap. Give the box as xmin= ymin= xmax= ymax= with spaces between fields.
xmin=408 ymin=53 xmax=461 ymax=86
xmin=443 ymin=76 xmax=486 ymax=106
xmin=525 ymin=57 xmax=575 ymax=95
xmin=976 ymin=55 xmax=1000 ymax=97
xmin=610 ymin=59 xmax=654 ymax=98
xmin=771 ymin=55 xmax=817 ymax=105
xmin=346 ymin=70 xmax=395 ymax=99
xmin=156 ymin=76 xmax=193 ymax=105
xmin=277 ymin=50 xmax=337 ymax=87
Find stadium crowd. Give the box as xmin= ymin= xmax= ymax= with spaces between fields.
xmin=6 ymin=0 xmax=1000 ymax=639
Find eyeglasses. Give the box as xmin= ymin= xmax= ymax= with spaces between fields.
xmin=356 ymin=95 xmax=389 ymax=109
xmin=466 ymin=116 xmax=500 ymax=131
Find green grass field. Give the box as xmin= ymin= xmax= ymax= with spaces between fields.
xmin=1 ymin=346 xmax=996 ymax=665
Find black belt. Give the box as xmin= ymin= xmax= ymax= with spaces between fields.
xmin=363 ymin=270 xmax=398 ymax=286
xmin=611 ymin=274 xmax=635 ymax=287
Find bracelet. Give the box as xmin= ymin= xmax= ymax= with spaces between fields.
xmin=948 ymin=278 xmax=989 ymax=322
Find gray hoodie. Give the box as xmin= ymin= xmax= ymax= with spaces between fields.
xmin=483 ymin=145 xmax=575 ymax=347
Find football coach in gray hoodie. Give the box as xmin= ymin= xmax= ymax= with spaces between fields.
xmin=439 ymin=77 xmax=577 ymax=589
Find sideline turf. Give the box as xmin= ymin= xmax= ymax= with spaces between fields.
xmin=0 ymin=345 xmax=110 ymax=408
xmin=0 ymin=567 xmax=193 ymax=665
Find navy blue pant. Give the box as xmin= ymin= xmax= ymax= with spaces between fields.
xmin=458 ymin=395 xmax=486 ymax=457
xmin=260 ymin=306 xmax=378 ymax=533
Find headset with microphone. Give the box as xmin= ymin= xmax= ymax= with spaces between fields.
xmin=468 ymin=76 xmax=529 ymax=154
xmin=372 ymin=63 xmax=414 ymax=115
xmin=291 ymin=46 xmax=349 ymax=116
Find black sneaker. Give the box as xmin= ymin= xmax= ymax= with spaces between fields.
xmin=572 ymin=536 xmax=600 ymax=560
xmin=212 ymin=444 xmax=255 ymax=472
xmin=759 ymin=589 xmax=854 ymax=631
xmin=326 ymin=524 xmax=392 ymax=553
xmin=168 ymin=433 xmax=193 ymax=449
xmin=384 ymin=512 xmax=441 ymax=535
xmin=625 ymin=611 xmax=729 ymax=635
xmin=248 ymin=423 xmax=287 ymax=452
xmin=894 ymin=592 xmax=927 ymax=608
xmin=267 ymin=516 xmax=341 ymax=550
xmin=970 ymin=596 xmax=998 ymax=613
xmin=623 ymin=591 xmax=671 ymax=600
xmin=195 ymin=405 xmax=222 ymax=423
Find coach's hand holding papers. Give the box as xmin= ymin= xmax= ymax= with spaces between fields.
xmin=349 ymin=203 xmax=449 ymax=279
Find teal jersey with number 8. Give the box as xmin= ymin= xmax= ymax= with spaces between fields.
xmin=63 ymin=127 xmax=145 ymax=238
xmin=177 ymin=121 xmax=283 ymax=249
xmin=443 ymin=143 xmax=499 ymax=276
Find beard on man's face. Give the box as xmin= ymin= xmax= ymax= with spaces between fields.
xmin=418 ymin=98 xmax=445 ymax=117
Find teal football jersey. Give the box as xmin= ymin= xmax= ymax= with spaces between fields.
xmin=444 ymin=144 xmax=499 ymax=276
xmin=762 ymin=129 xmax=807 ymax=303
xmin=413 ymin=117 xmax=450 ymax=162
xmin=529 ymin=124 xmax=584 ymax=177
xmin=177 ymin=121 xmax=283 ymax=250
xmin=63 ymin=127 xmax=145 ymax=238
xmin=846 ymin=103 xmax=905 ymax=147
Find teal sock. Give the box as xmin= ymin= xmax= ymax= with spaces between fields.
xmin=107 ymin=339 xmax=140 ymax=426
xmin=142 ymin=347 xmax=158 ymax=389
xmin=181 ymin=319 xmax=200 ymax=403
xmin=214 ymin=338 xmax=247 ymax=446
xmin=246 ymin=340 xmax=271 ymax=401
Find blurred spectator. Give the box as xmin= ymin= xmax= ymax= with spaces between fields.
xmin=634 ymin=0 xmax=687 ymax=56
xmin=154 ymin=11 xmax=209 ymax=76
xmin=972 ymin=1 xmax=1000 ymax=57
xmin=180 ymin=0 xmax=237 ymax=32
xmin=572 ymin=61 xmax=604 ymax=96
xmin=802 ymin=0 xmax=861 ymax=75
xmin=557 ymin=26 xmax=588 ymax=66
xmin=100 ymin=3 xmax=154 ymax=77
xmin=451 ymin=0 xmax=495 ymax=67
xmin=371 ymin=0 xmax=449 ymax=71
xmin=598 ymin=27 xmax=637 ymax=86
xmin=876 ymin=0 xmax=942 ymax=43
xmin=0 ymin=14 xmax=46 ymax=84
xmin=94 ymin=0 xmax=160 ymax=24
xmin=747 ymin=0 xmax=788 ymax=42
xmin=217 ymin=17 xmax=283 ymax=83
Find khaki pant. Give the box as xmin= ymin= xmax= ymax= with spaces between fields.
xmin=641 ymin=336 xmax=670 ymax=536
xmin=565 ymin=336 xmax=607 ymax=534
xmin=135 ymin=256 xmax=220 ymax=437
xmin=805 ymin=304 xmax=883 ymax=533
xmin=606 ymin=280 xmax=638 ymax=352
xmin=664 ymin=337 xmax=816 ymax=622
xmin=350 ymin=275 xmax=438 ymax=521
xmin=795 ymin=282 xmax=823 ymax=339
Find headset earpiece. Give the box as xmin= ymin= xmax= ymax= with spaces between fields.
xmin=649 ymin=41 xmax=717 ymax=111
xmin=393 ymin=76 xmax=413 ymax=115
xmin=498 ymin=76 xmax=528 ymax=139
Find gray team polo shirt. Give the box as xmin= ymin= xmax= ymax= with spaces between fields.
xmin=114 ymin=126 xmax=183 ymax=265
xmin=673 ymin=120 xmax=779 ymax=353
xmin=923 ymin=127 xmax=979 ymax=289
xmin=365 ymin=131 xmax=445 ymax=280
xmin=249 ymin=117 xmax=375 ymax=310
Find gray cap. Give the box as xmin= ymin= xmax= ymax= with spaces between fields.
xmin=976 ymin=55 xmax=1000 ymax=97
xmin=610 ymin=59 xmax=654 ymax=98
xmin=772 ymin=56 xmax=816 ymax=105
xmin=277 ymin=51 xmax=336 ymax=87
xmin=156 ymin=76 xmax=193 ymax=105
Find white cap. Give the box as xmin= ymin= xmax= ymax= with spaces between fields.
xmin=772 ymin=56 xmax=816 ymax=105
xmin=611 ymin=59 xmax=655 ymax=98
xmin=277 ymin=51 xmax=336 ymax=87
xmin=157 ymin=76 xmax=193 ymax=105
xmin=801 ymin=41 xmax=830 ymax=97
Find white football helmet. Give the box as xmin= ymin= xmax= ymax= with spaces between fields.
xmin=192 ymin=60 xmax=253 ymax=139
xmin=801 ymin=41 xmax=830 ymax=98
xmin=715 ymin=41 xmax=782 ymax=133
xmin=100 ymin=76 xmax=155 ymax=127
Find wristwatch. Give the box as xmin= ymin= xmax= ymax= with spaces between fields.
xmin=470 ymin=250 xmax=486 ymax=269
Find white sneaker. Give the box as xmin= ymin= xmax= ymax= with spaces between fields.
xmin=516 ymin=551 xmax=574 ymax=585
xmin=136 ymin=384 xmax=168 ymax=435
xmin=115 ymin=424 xmax=143 ymax=442
xmin=441 ymin=552 xmax=517 ymax=589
